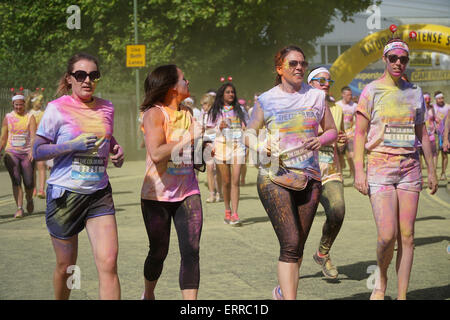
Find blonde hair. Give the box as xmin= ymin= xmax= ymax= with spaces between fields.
xmin=200 ymin=93 xmax=214 ymax=111
xmin=25 ymin=92 xmax=44 ymax=111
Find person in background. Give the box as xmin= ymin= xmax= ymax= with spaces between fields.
xmin=200 ymin=93 xmax=222 ymax=202
xmin=0 ymin=93 xmax=37 ymax=218
xmin=26 ymin=90 xmax=47 ymax=198
xmin=433 ymin=91 xmax=449 ymax=180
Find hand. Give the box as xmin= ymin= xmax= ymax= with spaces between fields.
xmin=219 ymin=120 xmax=229 ymax=131
xmin=69 ymin=133 xmax=98 ymax=152
xmin=28 ymin=151 xmax=34 ymax=162
xmin=110 ymin=144 xmax=124 ymax=168
xmin=337 ymin=131 xmax=348 ymax=144
xmin=443 ymin=139 xmax=449 ymax=152
xmin=427 ymin=170 xmax=438 ymax=195
xmin=354 ymin=169 xmax=369 ymax=195
xmin=303 ymin=137 xmax=321 ymax=151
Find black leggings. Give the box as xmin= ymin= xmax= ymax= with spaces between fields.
xmin=257 ymin=174 xmax=322 ymax=263
xmin=4 ymin=152 xmax=35 ymax=190
xmin=141 ymin=194 xmax=203 ymax=290
xmin=318 ymin=181 xmax=345 ymax=255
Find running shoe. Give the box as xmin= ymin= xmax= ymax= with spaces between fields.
xmin=440 ymin=173 xmax=447 ymax=181
xmin=206 ymin=193 xmax=216 ymax=203
xmin=230 ymin=212 xmax=242 ymax=226
xmin=272 ymin=285 xmax=284 ymax=300
xmin=14 ymin=207 xmax=24 ymax=219
xmin=313 ymin=251 xmax=338 ymax=279
xmin=224 ymin=210 xmax=232 ymax=224
xmin=215 ymin=192 xmax=222 ymax=202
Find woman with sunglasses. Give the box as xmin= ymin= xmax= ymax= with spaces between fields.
xmin=307 ymin=66 xmax=347 ymax=280
xmin=33 ymin=52 xmax=124 ymax=300
xmin=207 ymin=82 xmax=249 ymax=226
xmin=354 ymin=39 xmax=438 ymax=300
xmin=245 ymin=45 xmax=337 ymax=299
xmin=0 ymin=93 xmax=37 ymax=218
xmin=140 ymin=65 xmax=203 ymax=300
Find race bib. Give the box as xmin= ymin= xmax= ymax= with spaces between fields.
xmin=384 ymin=124 xmax=415 ymax=148
xmin=319 ymin=145 xmax=334 ymax=164
xmin=280 ymin=144 xmax=314 ymax=168
xmin=71 ymin=154 xmax=106 ymax=181
xmin=11 ymin=134 xmax=27 ymax=147
xmin=166 ymin=161 xmax=193 ymax=176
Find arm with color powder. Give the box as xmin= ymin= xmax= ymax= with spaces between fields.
xmin=415 ymin=123 xmax=438 ymax=194
xmin=33 ymin=133 xmax=98 ymax=161
xmin=143 ymin=107 xmax=203 ymax=165
xmin=27 ymin=115 xmax=37 ymax=161
xmin=443 ymin=113 xmax=450 ymax=152
xmin=304 ymin=106 xmax=337 ymax=151
xmin=0 ymin=117 xmax=7 ymax=155
xmin=244 ymin=101 xmax=266 ymax=153
xmin=353 ymin=112 xmax=369 ymax=195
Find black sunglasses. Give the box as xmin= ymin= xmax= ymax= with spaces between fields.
xmin=70 ymin=70 xmax=101 ymax=82
xmin=288 ymin=60 xmax=309 ymax=69
xmin=386 ymin=54 xmax=409 ymax=65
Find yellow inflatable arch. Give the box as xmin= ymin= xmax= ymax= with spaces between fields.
xmin=329 ymin=24 xmax=450 ymax=97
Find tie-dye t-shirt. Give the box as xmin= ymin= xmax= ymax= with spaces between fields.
xmin=433 ymin=104 xmax=450 ymax=136
xmin=36 ymin=95 xmax=114 ymax=194
xmin=141 ymin=105 xmax=200 ymax=202
xmin=29 ymin=109 xmax=44 ymax=126
xmin=336 ymin=99 xmax=357 ymax=138
xmin=5 ymin=111 xmax=34 ymax=155
xmin=257 ymin=84 xmax=326 ymax=181
xmin=357 ymin=79 xmax=425 ymax=155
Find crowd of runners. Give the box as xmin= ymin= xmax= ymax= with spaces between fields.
xmin=1 ymin=38 xmax=449 ymax=300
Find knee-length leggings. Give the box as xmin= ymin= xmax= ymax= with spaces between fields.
xmin=4 ymin=152 xmax=35 ymax=189
xmin=141 ymin=194 xmax=203 ymax=290
xmin=257 ymin=174 xmax=322 ymax=263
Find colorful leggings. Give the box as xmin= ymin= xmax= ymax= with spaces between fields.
xmin=141 ymin=194 xmax=203 ymax=290
xmin=256 ymin=174 xmax=322 ymax=263
xmin=318 ymin=180 xmax=345 ymax=255
xmin=3 ymin=152 xmax=35 ymax=189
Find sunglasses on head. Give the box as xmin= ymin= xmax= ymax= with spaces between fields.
xmin=386 ymin=54 xmax=409 ymax=64
xmin=311 ymin=77 xmax=335 ymax=86
xmin=288 ymin=60 xmax=309 ymax=69
xmin=70 ymin=70 xmax=101 ymax=82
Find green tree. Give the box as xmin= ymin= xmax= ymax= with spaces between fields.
xmin=1 ymin=0 xmax=374 ymax=100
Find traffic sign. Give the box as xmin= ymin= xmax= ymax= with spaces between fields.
xmin=126 ymin=45 xmax=146 ymax=67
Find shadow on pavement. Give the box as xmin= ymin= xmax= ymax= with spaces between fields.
xmin=416 ymin=215 xmax=446 ymax=222
xmin=336 ymin=285 xmax=450 ymax=300
xmin=414 ymin=236 xmax=450 ymax=247
xmin=240 ymin=216 xmax=270 ymax=226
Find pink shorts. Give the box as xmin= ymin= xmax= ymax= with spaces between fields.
xmin=367 ymin=151 xmax=422 ymax=195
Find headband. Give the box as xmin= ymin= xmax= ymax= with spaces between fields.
xmin=307 ymin=67 xmax=330 ymax=84
xmin=423 ymin=93 xmax=430 ymax=98
xmin=12 ymin=95 xmax=25 ymax=102
xmin=183 ymin=97 xmax=194 ymax=104
xmin=383 ymin=41 xmax=409 ymax=56
xmin=435 ymin=93 xmax=444 ymax=99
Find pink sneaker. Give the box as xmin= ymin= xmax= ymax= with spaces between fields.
xmin=224 ymin=210 xmax=231 ymax=224
xmin=230 ymin=212 xmax=242 ymax=226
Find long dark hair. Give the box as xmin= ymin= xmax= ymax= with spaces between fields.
xmin=56 ymin=52 xmax=100 ymax=97
xmin=140 ymin=64 xmax=179 ymax=112
xmin=274 ymin=45 xmax=306 ymax=85
xmin=208 ymin=82 xmax=247 ymax=126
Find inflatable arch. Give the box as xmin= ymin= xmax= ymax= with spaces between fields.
xmin=329 ymin=24 xmax=450 ymax=97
